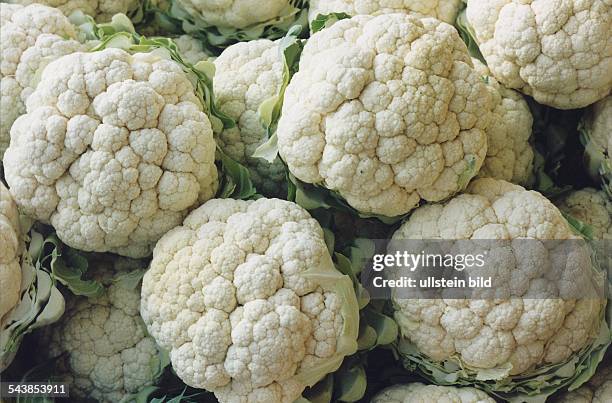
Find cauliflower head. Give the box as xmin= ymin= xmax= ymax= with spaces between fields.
xmin=308 ymin=0 xmax=463 ymax=24
xmin=371 ymin=383 xmax=495 ymax=403
xmin=8 ymin=0 xmax=141 ymax=22
xmin=0 ymin=3 xmax=86 ymax=158
xmin=0 ymin=182 xmax=21 ymax=321
xmin=173 ymin=35 xmax=212 ymax=65
xmin=472 ymin=58 xmax=534 ymax=185
xmin=553 ymin=363 xmax=612 ymax=402
xmin=277 ymin=13 xmax=492 ymax=217
xmin=465 ymin=0 xmax=612 ymax=109
xmin=556 ymin=188 xmax=611 ymax=240
xmin=168 ymin=0 xmax=307 ymax=50
xmin=3 ymin=48 xmax=219 ymax=258
xmin=214 ymin=39 xmax=287 ymax=196
xmin=175 ymin=0 xmax=298 ymax=30
xmin=392 ymin=179 xmax=606 ymax=391
xmin=581 ymin=96 xmax=611 ymax=196
xmin=45 ymin=256 xmax=165 ymax=403
xmin=140 ymin=198 xmax=359 ymax=403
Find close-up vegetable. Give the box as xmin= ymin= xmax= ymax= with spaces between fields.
xmin=213 ymin=39 xmax=287 ymax=196
xmin=0 ymin=2 xmax=610 ymax=402
xmin=277 ymin=13 xmax=492 ymax=218
xmin=1 ymin=181 xmax=102 ymax=371
xmin=391 ymin=178 xmax=610 ymax=401
xmin=42 ymin=255 xmax=168 ymax=402
xmin=464 ymin=0 xmax=611 ymax=109
xmin=0 ymin=3 xmax=88 ymax=158
xmin=370 ymin=382 xmax=496 ymax=403
xmin=308 ymin=0 xmax=463 ymax=24
xmin=3 ymin=43 xmax=219 ymax=258
xmin=153 ymin=0 xmax=309 ymax=52
xmin=140 ymin=197 xmax=359 ymax=402
xmin=472 ymin=58 xmax=534 ymax=185
xmin=6 ymin=0 xmax=143 ymax=21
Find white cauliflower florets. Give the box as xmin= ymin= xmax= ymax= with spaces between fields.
xmin=466 ymin=0 xmax=612 ymax=109
xmin=371 ymin=383 xmax=496 ymax=403
xmin=175 ymin=0 xmax=297 ymax=29
xmin=3 ymin=48 xmax=219 ymax=258
xmin=0 ymin=3 xmax=86 ymax=158
xmin=556 ymin=188 xmax=612 ymax=240
xmin=0 ymin=182 xmax=21 ymax=321
xmin=45 ymin=256 xmax=164 ymax=403
xmin=214 ymin=39 xmax=287 ymax=196
xmin=173 ymin=35 xmax=212 ymax=65
xmin=581 ymin=96 xmax=611 ymax=194
xmin=553 ymin=363 xmax=612 ymax=402
xmin=140 ymin=198 xmax=359 ymax=403
xmin=308 ymin=0 xmax=463 ymax=24
xmin=277 ymin=13 xmax=492 ymax=217
xmin=392 ymin=179 xmax=605 ymax=378
xmin=472 ymin=58 xmax=534 ymax=185
xmin=8 ymin=0 xmax=141 ymax=22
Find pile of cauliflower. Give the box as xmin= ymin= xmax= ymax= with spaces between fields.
xmin=0 ymin=1 xmax=610 ymax=403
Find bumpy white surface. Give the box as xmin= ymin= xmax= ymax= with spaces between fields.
xmin=308 ymin=0 xmax=463 ymax=24
xmin=9 ymin=0 xmax=140 ymax=22
xmin=556 ymin=188 xmax=612 ymax=240
xmin=175 ymin=0 xmax=294 ymax=29
xmin=278 ymin=13 xmax=492 ymax=216
xmin=371 ymin=383 xmax=496 ymax=403
xmin=0 ymin=3 xmax=86 ymax=158
xmin=3 ymin=48 xmax=218 ymax=258
xmin=173 ymin=35 xmax=211 ymax=64
xmin=141 ymin=198 xmax=358 ymax=403
xmin=214 ymin=39 xmax=287 ymax=196
xmin=46 ymin=257 xmax=163 ymax=403
xmin=392 ymin=178 xmax=604 ymax=376
xmin=466 ymin=0 xmax=612 ymax=109
xmin=472 ymin=59 xmax=534 ymax=185
xmin=0 ymin=182 xmax=21 ymax=321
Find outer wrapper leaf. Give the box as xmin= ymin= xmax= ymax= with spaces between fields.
xmin=253 ymin=25 xmax=305 ymax=163
xmin=302 ymin=239 xmax=398 ymax=402
xmin=0 ymin=229 xmax=102 ymax=371
xmin=310 ymin=12 xmax=352 ymax=33
xmin=149 ymin=0 xmax=308 ymax=55
xmin=396 ymin=288 xmax=610 ymax=401
xmin=455 ymin=5 xmax=485 ymax=63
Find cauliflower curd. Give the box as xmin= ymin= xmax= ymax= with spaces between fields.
xmin=472 ymin=59 xmax=534 ymax=185
xmin=371 ymin=383 xmax=496 ymax=403
xmin=46 ymin=257 xmax=165 ymax=403
xmin=556 ymin=188 xmax=611 ymax=240
xmin=0 ymin=182 xmax=21 ymax=322
xmin=392 ymin=179 xmax=606 ymax=392
xmin=308 ymin=0 xmax=463 ymax=24
xmin=277 ymin=13 xmax=492 ymax=217
xmin=466 ymin=0 xmax=612 ymax=109
xmin=176 ymin=0 xmax=296 ymax=30
xmin=214 ymin=39 xmax=287 ymax=196
xmin=3 ymin=48 xmax=218 ymax=258
xmin=8 ymin=0 xmax=141 ymax=22
xmin=140 ymin=198 xmax=359 ymax=403
xmin=0 ymin=3 xmax=86 ymax=158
